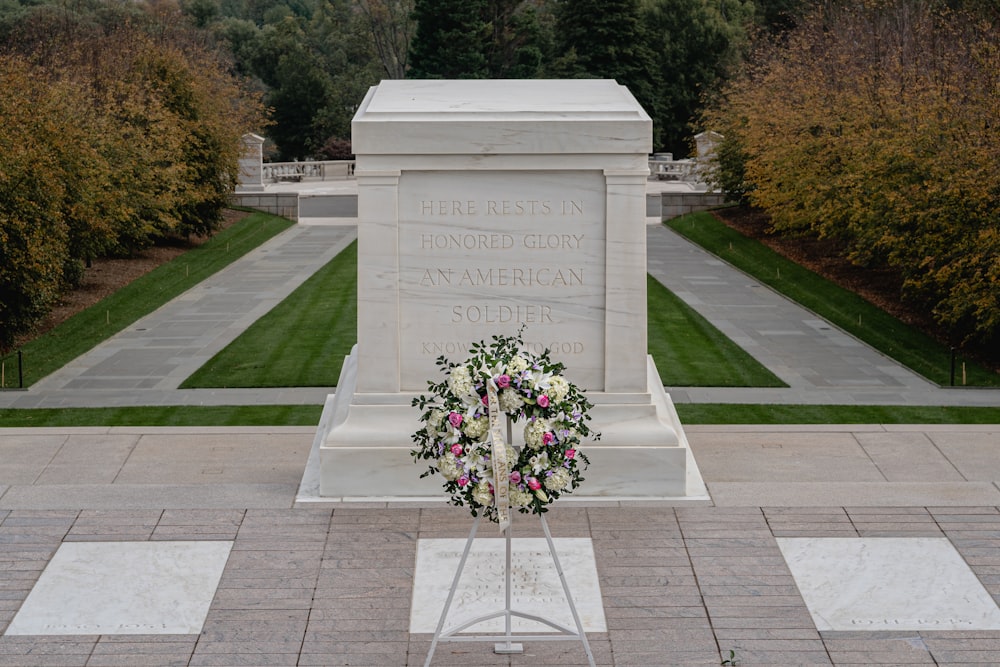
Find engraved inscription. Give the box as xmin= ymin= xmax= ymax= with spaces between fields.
xmin=423 ymin=341 xmax=585 ymax=356
xmin=398 ymin=170 xmax=606 ymax=389
xmin=451 ymin=304 xmax=554 ymax=324
xmin=418 ymin=199 xmax=585 ymax=217
xmin=420 ymin=267 xmax=583 ymax=288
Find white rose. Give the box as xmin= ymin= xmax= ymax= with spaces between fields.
xmin=438 ymin=453 xmax=460 ymax=481
xmin=547 ymin=376 xmax=569 ymax=403
xmin=499 ymin=389 xmax=523 ymax=412
xmin=447 ymin=365 xmax=474 ymax=398
xmin=472 ymin=482 xmax=493 ymax=506
xmin=544 ymin=468 xmax=572 ymax=491
xmin=524 ymin=418 xmax=549 ymax=449
xmin=508 ymin=356 xmax=529 ymax=373
xmin=509 ymin=487 xmax=533 ymax=507
xmin=463 ymin=416 xmax=488 ymax=440
xmin=427 ymin=409 xmax=446 ymax=433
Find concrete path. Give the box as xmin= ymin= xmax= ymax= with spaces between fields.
xmin=2 ymin=425 xmax=1000 ymax=665
xmin=647 ymin=224 xmax=1000 ymax=407
xmin=2 ymin=196 xmax=998 ymax=409
xmin=0 ymin=224 xmax=354 ymax=409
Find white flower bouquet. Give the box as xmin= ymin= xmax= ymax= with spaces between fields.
xmin=411 ymin=331 xmax=597 ymax=522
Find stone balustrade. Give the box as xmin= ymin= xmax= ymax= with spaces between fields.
xmin=261 ymin=160 xmax=356 ymax=183
xmin=648 ymin=156 xmax=699 ymax=181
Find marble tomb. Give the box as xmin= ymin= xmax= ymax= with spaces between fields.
xmin=313 ymin=79 xmax=705 ymax=500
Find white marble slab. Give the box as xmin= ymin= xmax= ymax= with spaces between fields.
xmin=5 ymin=541 xmax=232 ymax=635
xmin=411 ymin=537 xmax=606 ymax=634
xmin=777 ymin=537 xmax=1000 ymax=631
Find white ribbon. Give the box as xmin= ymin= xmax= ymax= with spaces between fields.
xmin=486 ymin=382 xmax=510 ymax=533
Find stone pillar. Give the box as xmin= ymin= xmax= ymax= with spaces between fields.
xmin=236 ymin=133 xmax=265 ymax=192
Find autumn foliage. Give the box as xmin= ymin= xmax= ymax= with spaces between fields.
xmin=0 ymin=11 xmax=264 ymax=351
xmin=705 ymin=1 xmax=1000 ymax=354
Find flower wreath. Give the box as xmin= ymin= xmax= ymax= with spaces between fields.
xmin=411 ymin=331 xmax=597 ymax=523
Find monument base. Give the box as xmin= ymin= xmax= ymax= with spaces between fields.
xmin=299 ymin=347 xmax=707 ymax=503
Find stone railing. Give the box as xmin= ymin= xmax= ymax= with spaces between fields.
xmin=262 ymin=160 xmax=356 ymax=183
xmin=648 ymin=154 xmax=699 ymax=182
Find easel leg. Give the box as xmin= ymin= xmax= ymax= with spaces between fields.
xmin=540 ymin=514 xmax=596 ymax=667
xmin=494 ymin=515 xmax=523 ymax=654
xmin=424 ymin=516 xmax=482 ymax=667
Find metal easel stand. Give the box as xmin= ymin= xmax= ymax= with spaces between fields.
xmin=423 ymin=509 xmax=596 ymax=667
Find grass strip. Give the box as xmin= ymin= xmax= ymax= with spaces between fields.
xmin=0 ymin=405 xmax=322 ymax=427
xmin=1 ymin=403 xmax=996 ymax=427
xmin=12 ymin=212 xmax=294 ymax=388
xmin=675 ymin=403 xmax=1000 ymax=425
xmin=648 ymin=275 xmax=786 ymax=387
xmin=667 ymin=212 xmax=999 ymax=387
xmin=181 ymin=263 xmax=784 ymax=389
xmin=180 ymin=240 xmax=357 ymax=388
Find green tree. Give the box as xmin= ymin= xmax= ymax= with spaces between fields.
xmin=251 ymin=17 xmax=334 ymax=158
xmin=643 ymin=0 xmax=752 ymax=157
xmin=553 ymin=0 xmax=662 ymax=146
xmin=0 ymin=5 xmax=265 ymax=346
xmin=484 ymin=0 xmax=551 ymax=78
xmin=0 ymin=57 xmax=95 ymax=349
xmin=356 ymin=0 xmax=415 ymax=78
xmin=705 ymin=1 xmax=1000 ymax=352
xmin=408 ymin=0 xmax=490 ymax=78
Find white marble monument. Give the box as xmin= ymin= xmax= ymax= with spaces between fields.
xmin=315 ymin=79 xmax=704 ymax=500
xmin=236 ymin=133 xmax=265 ymax=192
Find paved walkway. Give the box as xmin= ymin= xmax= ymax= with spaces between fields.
xmin=3 ymin=425 xmax=1000 ymax=665
xmin=0 ymin=223 xmax=354 ymax=409
xmin=1 ymin=196 xmax=998 ymax=409
xmin=647 ymin=225 xmax=1000 ymax=407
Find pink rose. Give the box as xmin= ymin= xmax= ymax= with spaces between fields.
xmin=496 ymin=374 xmax=510 ymax=388
xmin=526 ymin=477 xmax=541 ymax=491
xmin=537 ymin=395 xmax=550 ymax=408
xmin=448 ymin=412 xmax=463 ymax=428
xmin=481 ymin=394 xmax=489 ymax=405
xmin=565 ymin=449 xmax=576 ymax=459
xmin=450 ymin=444 xmax=463 ymax=456
xmin=509 ymin=471 xmax=522 ymax=484
xmin=457 ymin=476 xmax=469 ymax=487
xmin=542 ymin=432 xmax=555 ymax=446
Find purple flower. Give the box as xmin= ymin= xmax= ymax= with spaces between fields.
xmin=509 ymin=471 xmax=522 ymax=484
xmin=496 ymin=374 xmax=510 ymax=388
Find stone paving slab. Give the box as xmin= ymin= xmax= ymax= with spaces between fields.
xmin=2 ymin=506 xmax=1000 ymax=665
xmin=0 ymin=427 xmax=998 ymax=663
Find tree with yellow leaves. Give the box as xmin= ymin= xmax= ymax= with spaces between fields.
xmin=705 ymin=0 xmax=1000 ymax=353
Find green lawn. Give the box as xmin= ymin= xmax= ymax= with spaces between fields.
xmin=8 ymin=211 xmax=294 ymax=388
xmin=1 ymin=403 xmax=996 ymax=427
xmin=667 ymin=212 xmax=1000 ymax=387
xmin=648 ymin=274 xmax=786 ymax=387
xmin=3 ymin=207 xmax=995 ymax=428
xmin=180 ymin=240 xmax=357 ymax=388
xmin=0 ymin=405 xmax=321 ymax=427
xmin=177 ymin=240 xmax=783 ymax=389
